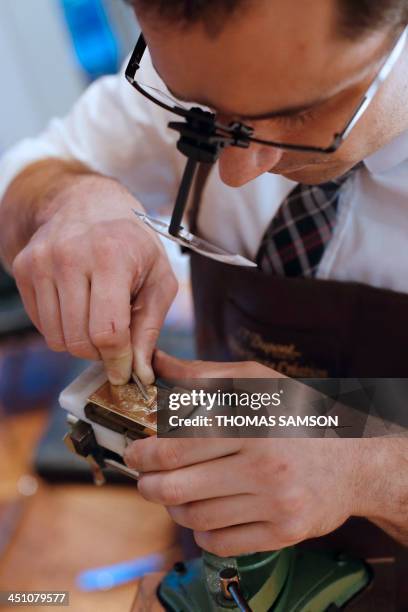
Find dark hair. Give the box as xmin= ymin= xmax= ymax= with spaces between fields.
xmin=339 ymin=0 xmax=408 ymax=37
xmin=130 ymin=0 xmax=246 ymax=34
xmin=129 ymin=0 xmax=408 ymax=37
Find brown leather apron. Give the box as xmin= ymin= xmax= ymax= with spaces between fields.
xmin=188 ymin=164 xmax=408 ymax=610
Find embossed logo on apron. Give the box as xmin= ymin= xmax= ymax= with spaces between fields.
xmin=228 ymin=327 xmax=329 ymax=377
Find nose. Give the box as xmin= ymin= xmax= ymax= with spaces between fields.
xmin=218 ymin=144 xmax=283 ymax=187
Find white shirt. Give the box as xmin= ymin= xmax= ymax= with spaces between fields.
xmin=1 ymin=53 xmax=408 ymax=293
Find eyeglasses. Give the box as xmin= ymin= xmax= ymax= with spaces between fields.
xmin=126 ymin=26 xmax=407 ymax=155
xmin=124 ymin=27 xmax=407 ymax=267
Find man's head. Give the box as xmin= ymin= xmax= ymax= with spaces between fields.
xmin=131 ymin=0 xmax=408 ymax=37
xmin=129 ymin=0 xmax=408 ymax=185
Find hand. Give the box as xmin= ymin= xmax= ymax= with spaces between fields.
xmin=12 ymin=176 xmax=177 ymax=385
xmin=124 ymin=352 xmax=366 ymax=557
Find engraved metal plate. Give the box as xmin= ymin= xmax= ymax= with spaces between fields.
xmin=88 ymin=381 xmax=158 ymax=434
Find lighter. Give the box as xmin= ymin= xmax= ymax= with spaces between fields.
xmin=60 ymin=362 xmax=159 ymax=484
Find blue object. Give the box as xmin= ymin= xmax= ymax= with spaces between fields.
xmin=77 ymin=553 xmax=167 ymax=591
xmin=59 ymin=0 xmax=120 ymax=80
xmin=0 ymin=337 xmax=84 ymax=415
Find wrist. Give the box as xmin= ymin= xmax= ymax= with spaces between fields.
xmin=31 ymin=161 xmax=100 ymax=228
xmin=35 ymin=170 xmax=146 ymax=228
xmin=0 ymin=158 xmax=94 ymax=267
xmin=352 ymin=439 xmax=408 ymax=536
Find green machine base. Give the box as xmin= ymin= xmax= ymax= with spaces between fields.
xmin=158 ymin=547 xmax=371 ymax=611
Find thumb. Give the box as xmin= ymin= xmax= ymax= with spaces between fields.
xmin=153 ymin=349 xmax=197 ymax=378
xmin=154 ymin=351 xmax=282 ymax=380
xmin=153 ymin=350 xmax=243 ymax=379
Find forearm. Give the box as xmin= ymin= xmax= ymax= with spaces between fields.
xmin=356 ymin=438 xmax=408 ymax=545
xmin=0 ymin=158 xmax=95 ymax=269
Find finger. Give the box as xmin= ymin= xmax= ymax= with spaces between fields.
xmin=34 ymin=278 xmax=66 ymax=351
xmin=131 ymin=267 xmax=177 ymax=385
xmin=124 ymin=436 xmax=242 ymax=473
xmin=154 ymin=350 xmax=275 ymax=379
xmin=13 ymin=256 xmax=42 ymax=332
xmin=167 ymin=494 xmax=263 ymax=532
xmin=194 ymin=522 xmax=282 ymax=557
xmin=15 ymin=281 xmax=42 ymax=333
xmin=89 ymin=271 xmax=133 ymax=385
xmin=153 ymin=350 xmax=232 ymax=379
xmin=137 ymin=455 xmax=249 ymax=505
xmin=57 ymin=273 xmax=99 ymax=360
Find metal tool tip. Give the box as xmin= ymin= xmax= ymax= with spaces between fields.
xmin=131 ymin=372 xmax=149 ymax=402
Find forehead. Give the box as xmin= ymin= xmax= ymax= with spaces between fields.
xmin=139 ymin=0 xmax=386 ymax=116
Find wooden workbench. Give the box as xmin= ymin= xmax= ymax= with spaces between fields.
xmin=0 ymin=409 xmax=178 ymax=612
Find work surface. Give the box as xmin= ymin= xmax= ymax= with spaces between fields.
xmin=0 ymin=409 xmax=178 ymax=612
xmin=1 ymin=410 xmax=406 ymax=612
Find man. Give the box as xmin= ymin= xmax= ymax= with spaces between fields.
xmin=0 ymin=0 xmax=407 ymax=567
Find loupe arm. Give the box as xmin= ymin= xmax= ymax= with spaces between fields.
xmin=169 ymin=158 xmax=198 ymax=237
xmin=167 ymin=108 xmax=252 ymax=238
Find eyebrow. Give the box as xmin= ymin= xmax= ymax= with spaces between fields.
xmin=166 ymin=84 xmax=329 ymax=121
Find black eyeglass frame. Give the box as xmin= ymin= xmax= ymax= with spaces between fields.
xmin=125 ymin=27 xmax=407 ymax=156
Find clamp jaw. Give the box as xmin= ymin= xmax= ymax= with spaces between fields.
xmin=60 ymin=363 xmax=158 ymax=486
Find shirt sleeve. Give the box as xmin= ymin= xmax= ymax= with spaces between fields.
xmin=0 ymin=54 xmax=181 ymax=214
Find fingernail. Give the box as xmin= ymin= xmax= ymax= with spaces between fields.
xmin=134 ymin=352 xmax=155 ymax=385
xmin=106 ymin=355 xmax=132 ymax=385
xmin=123 ymin=442 xmax=140 ymax=469
xmin=123 ymin=446 xmax=133 ymax=467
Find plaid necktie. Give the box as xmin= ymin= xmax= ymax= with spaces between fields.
xmin=256 ymin=167 xmax=359 ymax=277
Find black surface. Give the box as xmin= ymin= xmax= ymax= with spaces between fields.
xmin=34 ymin=402 xmax=133 ymax=484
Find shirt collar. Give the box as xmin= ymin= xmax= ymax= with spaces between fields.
xmin=364 ymin=128 xmax=408 ymax=174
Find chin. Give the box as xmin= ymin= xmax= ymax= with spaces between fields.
xmin=272 ymin=162 xmax=352 ymax=184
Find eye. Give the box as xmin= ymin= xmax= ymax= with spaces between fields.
xmin=273 ymin=109 xmax=318 ymax=128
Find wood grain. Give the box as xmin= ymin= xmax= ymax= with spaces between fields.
xmin=0 ymin=409 xmax=179 ymax=612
